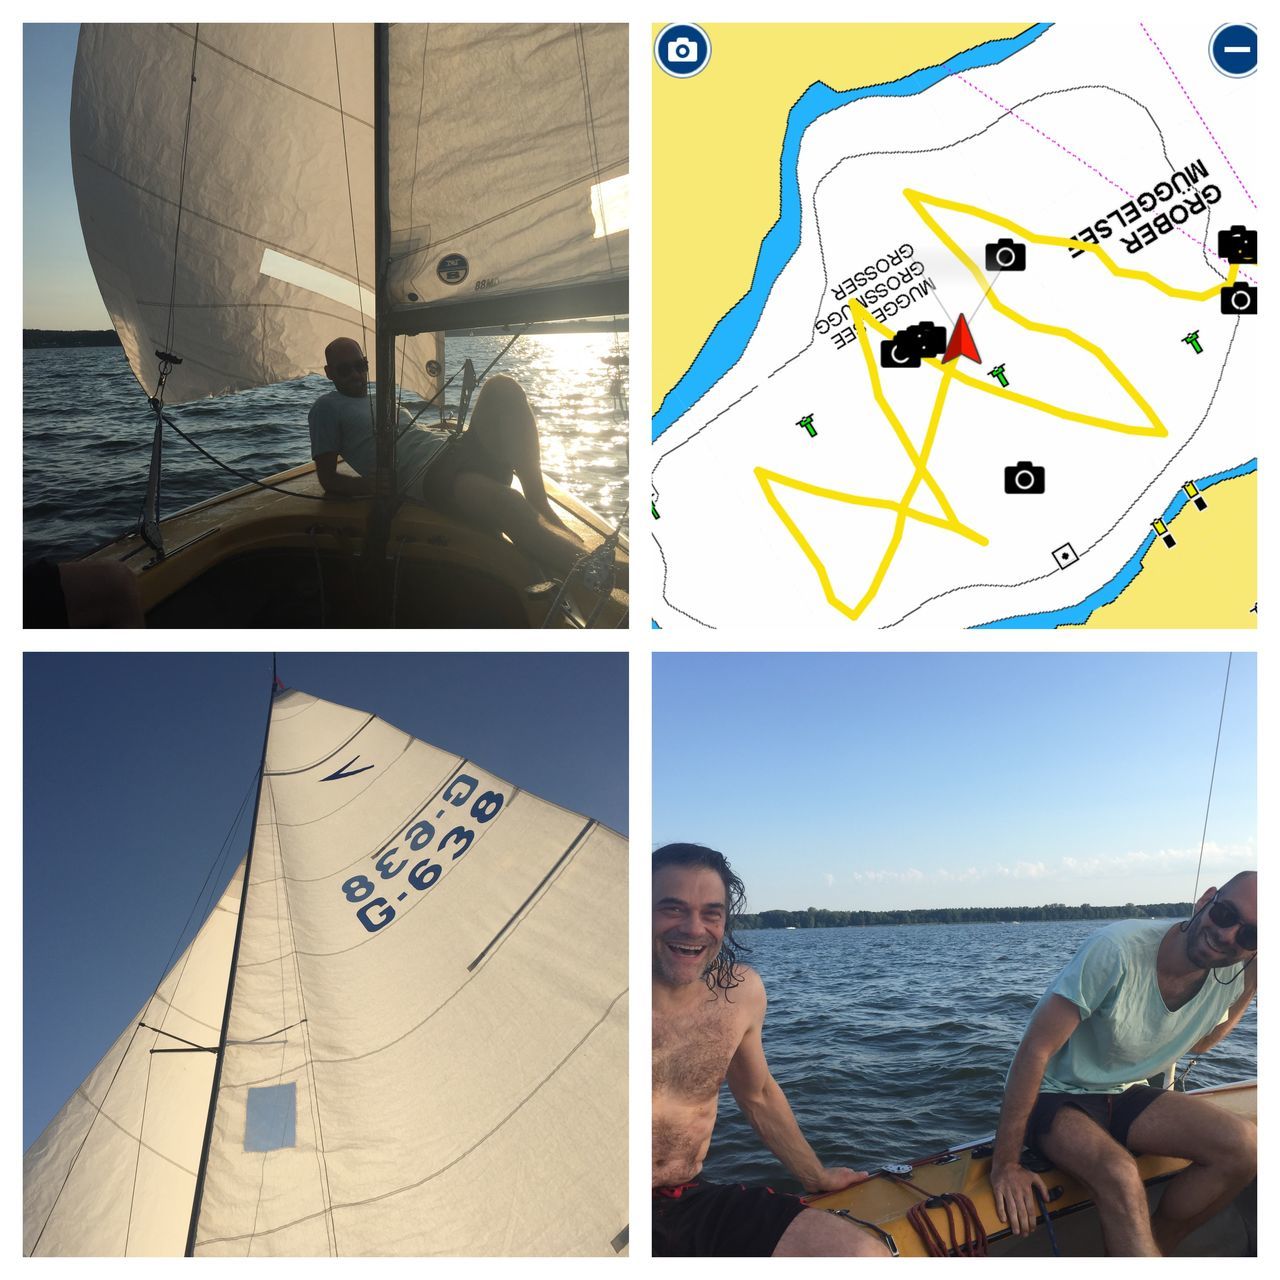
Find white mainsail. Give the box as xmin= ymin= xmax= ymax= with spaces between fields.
xmin=24 ymin=686 xmax=629 ymax=1256
xmin=70 ymin=24 xmax=442 ymax=406
xmin=386 ymin=24 xmax=629 ymax=333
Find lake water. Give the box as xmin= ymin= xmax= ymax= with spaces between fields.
xmin=23 ymin=334 xmax=629 ymax=562
xmin=698 ymin=919 xmax=1257 ymax=1191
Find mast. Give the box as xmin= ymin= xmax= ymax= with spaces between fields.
xmin=183 ymin=657 xmax=278 ymax=1256
xmin=371 ymin=23 xmax=395 ymax=572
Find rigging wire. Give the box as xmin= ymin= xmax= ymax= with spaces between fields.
xmin=162 ymin=25 xmax=202 ymax=361
xmin=331 ymin=24 xmax=374 ymax=441
xmin=1191 ymin=652 xmax=1233 ymax=905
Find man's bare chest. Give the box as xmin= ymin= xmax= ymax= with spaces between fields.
xmin=653 ymin=997 xmax=746 ymax=1101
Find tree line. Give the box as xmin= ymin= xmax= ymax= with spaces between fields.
xmin=736 ymin=903 xmax=1192 ymax=930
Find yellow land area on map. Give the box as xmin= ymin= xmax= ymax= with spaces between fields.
xmin=652 ymin=23 xmax=1031 ymax=413
xmin=1070 ymin=473 xmax=1257 ymax=629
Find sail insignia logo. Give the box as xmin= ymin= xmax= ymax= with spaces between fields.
xmin=437 ymin=253 xmax=469 ymax=285
xmin=322 ymin=756 xmax=375 ymax=782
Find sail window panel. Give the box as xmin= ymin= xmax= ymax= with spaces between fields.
xmin=244 ymin=1083 xmax=297 ymax=1152
xmin=72 ymin=24 xmax=377 ymax=404
xmin=260 ymin=249 xmax=376 ymax=321
xmin=387 ymin=23 xmax=628 ymax=314
xmin=198 ymin=1062 xmax=329 ymax=1251
xmin=590 ymin=173 xmax=630 ymax=238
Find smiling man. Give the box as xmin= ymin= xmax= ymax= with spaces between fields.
xmin=651 ymin=843 xmax=888 ymax=1257
xmin=991 ymin=872 xmax=1258 ymax=1256
xmin=307 ymin=337 xmax=585 ymax=574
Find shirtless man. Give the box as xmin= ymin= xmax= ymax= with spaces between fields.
xmin=991 ymin=872 xmax=1257 ymax=1256
xmin=308 ymin=337 xmax=584 ymax=575
xmin=652 ymin=843 xmax=889 ymax=1257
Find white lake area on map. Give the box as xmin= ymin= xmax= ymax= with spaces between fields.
xmin=652 ymin=24 xmax=1257 ymax=629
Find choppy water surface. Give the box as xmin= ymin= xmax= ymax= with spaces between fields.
xmin=699 ymin=920 xmax=1257 ymax=1192
xmin=24 ymin=334 xmax=629 ymax=562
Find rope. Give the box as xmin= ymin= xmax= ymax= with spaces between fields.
xmin=880 ymin=1170 xmax=988 ymax=1257
xmin=160 ymin=413 xmax=328 ymax=500
xmin=1032 ymin=1184 xmax=1060 ymax=1256
xmin=1192 ymin=652 xmax=1233 ymax=904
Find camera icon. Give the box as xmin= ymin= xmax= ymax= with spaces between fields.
xmin=1220 ymin=283 xmax=1257 ymax=315
xmin=1004 ymin=460 xmax=1046 ymax=494
xmin=879 ymin=321 xmax=947 ymax=369
xmin=985 ymin=238 xmax=1027 ymax=272
xmin=1217 ymin=225 xmax=1257 ymax=265
xmin=655 ymin=23 xmax=711 ymax=77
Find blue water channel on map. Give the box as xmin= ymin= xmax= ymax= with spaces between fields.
xmin=651 ymin=22 xmax=1052 ymax=440
xmin=977 ymin=458 xmax=1257 ymax=629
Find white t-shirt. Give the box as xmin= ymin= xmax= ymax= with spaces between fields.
xmin=308 ymin=391 xmax=448 ymax=493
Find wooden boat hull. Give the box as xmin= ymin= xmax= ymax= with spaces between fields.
xmin=807 ymin=1080 xmax=1255 ymax=1257
xmin=81 ymin=461 xmax=628 ymax=628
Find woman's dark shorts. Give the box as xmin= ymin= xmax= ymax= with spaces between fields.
xmin=420 ymin=428 xmax=514 ymax=515
xmin=1025 ymin=1084 xmax=1165 ymax=1157
xmin=653 ymin=1179 xmax=808 ymax=1256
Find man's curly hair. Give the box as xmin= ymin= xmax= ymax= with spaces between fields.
xmin=653 ymin=842 xmax=749 ymax=993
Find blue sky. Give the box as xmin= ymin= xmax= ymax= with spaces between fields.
xmin=23 ymin=652 xmax=627 ymax=1145
xmin=23 ymin=24 xmax=107 ymax=329
xmin=653 ymin=652 xmax=1255 ymax=915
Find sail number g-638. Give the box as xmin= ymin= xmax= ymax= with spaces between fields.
xmin=341 ymin=773 xmax=506 ymax=932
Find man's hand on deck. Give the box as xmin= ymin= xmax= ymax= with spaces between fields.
xmin=991 ymin=1161 xmax=1049 ymax=1237
xmin=803 ymin=1166 xmax=871 ymax=1195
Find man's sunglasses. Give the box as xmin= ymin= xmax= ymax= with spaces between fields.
xmin=1206 ymin=894 xmax=1257 ymax=951
xmin=330 ymin=358 xmax=368 ymax=375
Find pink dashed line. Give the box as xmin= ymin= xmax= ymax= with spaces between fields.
xmin=1140 ymin=21 xmax=1257 ymax=210
xmin=955 ymin=73 xmax=1256 ymax=285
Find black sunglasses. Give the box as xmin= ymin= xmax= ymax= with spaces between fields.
xmin=1207 ymin=894 xmax=1257 ymax=951
xmin=330 ymin=358 xmax=368 ymax=376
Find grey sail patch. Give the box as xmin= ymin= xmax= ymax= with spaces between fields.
xmin=244 ymin=1083 xmax=297 ymax=1152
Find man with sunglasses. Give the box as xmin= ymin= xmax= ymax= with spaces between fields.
xmin=308 ymin=337 xmax=585 ymax=575
xmin=990 ymin=872 xmax=1257 ymax=1256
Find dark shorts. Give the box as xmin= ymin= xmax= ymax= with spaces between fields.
xmin=419 ymin=426 xmax=514 ymax=515
xmin=652 ymin=1179 xmax=808 ymax=1257
xmin=1025 ymin=1084 xmax=1165 ymax=1158
xmin=24 ymin=559 xmax=68 ymax=628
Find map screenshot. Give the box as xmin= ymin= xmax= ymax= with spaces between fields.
xmin=651 ymin=23 xmax=1258 ymax=629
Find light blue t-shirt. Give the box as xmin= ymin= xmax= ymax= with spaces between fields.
xmin=308 ymin=391 xmax=448 ymax=494
xmin=1031 ymin=919 xmax=1245 ymax=1094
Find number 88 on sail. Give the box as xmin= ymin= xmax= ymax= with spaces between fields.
xmin=341 ymin=772 xmax=507 ymax=932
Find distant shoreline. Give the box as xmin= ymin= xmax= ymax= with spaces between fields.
xmin=24 ymin=329 xmax=121 ymax=350
xmin=738 ymin=902 xmax=1193 ymax=929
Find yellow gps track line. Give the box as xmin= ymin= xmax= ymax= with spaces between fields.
xmin=758 ymin=187 xmax=1233 ymax=621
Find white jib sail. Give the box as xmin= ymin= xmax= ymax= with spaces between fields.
xmin=71 ymin=24 xmax=443 ymax=406
xmin=26 ymin=687 xmax=628 ymax=1256
xmin=23 ymin=867 xmax=244 ymax=1256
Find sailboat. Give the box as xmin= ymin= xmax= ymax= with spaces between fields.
xmin=23 ymin=671 xmax=629 ymax=1255
xmin=67 ymin=23 xmax=629 ymax=627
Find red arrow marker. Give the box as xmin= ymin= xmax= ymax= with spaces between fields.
xmin=942 ymin=313 xmax=981 ymax=364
